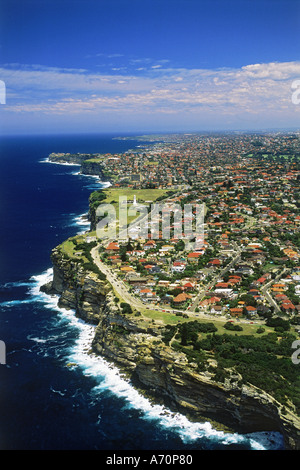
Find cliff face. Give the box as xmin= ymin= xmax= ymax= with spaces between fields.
xmin=48 ymin=153 xmax=106 ymax=182
xmin=93 ymin=313 xmax=300 ymax=450
xmin=41 ymin=248 xmax=300 ymax=450
xmin=49 ymin=153 xmax=91 ymax=165
xmin=81 ymin=160 xmax=105 ymax=178
xmin=41 ymin=247 xmax=110 ymax=324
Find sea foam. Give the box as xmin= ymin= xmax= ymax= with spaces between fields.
xmin=9 ymin=165 xmax=283 ymax=451
xmin=25 ymin=268 xmax=284 ymax=451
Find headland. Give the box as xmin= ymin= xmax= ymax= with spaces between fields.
xmin=43 ymin=132 xmax=300 ymax=449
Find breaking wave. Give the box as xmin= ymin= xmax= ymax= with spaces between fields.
xmin=20 ymin=266 xmax=284 ymax=451
xmin=0 ymin=204 xmax=284 ymax=451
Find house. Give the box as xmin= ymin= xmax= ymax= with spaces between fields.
xmin=139 ymin=288 xmax=158 ymax=302
xmin=132 ymin=249 xmax=145 ymax=257
xmin=230 ymin=308 xmax=243 ymax=317
xmin=144 ymin=264 xmax=155 ymax=271
xmin=187 ymin=252 xmax=201 ymax=262
xmin=173 ymin=292 xmax=192 ymax=305
xmin=183 ymin=282 xmax=194 ymax=292
xmin=108 ymin=255 xmax=121 ymax=265
xmin=199 ymin=296 xmax=221 ymax=308
xmin=86 ymin=236 xmax=97 ymax=243
xmin=254 ymin=277 xmax=267 ymax=286
xmin=272 ymin=283 xmax=286 ymax=291
xmin=215 ymin=282 xmax=229 ymax=289
xmin=214 ymin=288 xmax=234 ymax=298
xmin=127 ymin=275 xmax=148 ymax=286
xmin=208 ymin=259 xmax=221 ymax=267
xmin=248 ymin=288 xmax=259 ymax=296
xmin=159 ymin=244 xmax=174 ymax=253
xmin=172 ymin=261 xmax=186 ymax=273
xmin=158 ymin=280 xmax=170 ymax=288
xmin=281 ymin=302 xmax=295 ymax=314
xmin=245 ymin=305 xmax=257 ymax=315
xmin=208 ymin=296 xmax=222 ymax=303
xmin=106 ymin=241 xmax=119 ymax=253
xmin=144 ymin=240 xmax=156 ymax=250
xmin=275 ymin=294 xmax=289 ymax=303
xmin=210 ymin=305 xmax=224 ymax=315
xmin=228 ymin=275 xmax=242 ymax=285
xmin=161 ymin=295 xmax=172 ymax=304
xmin=149 ymin=265 xmax=161 ymax=274
xmin=235 ymin=265 xmax=254 ymax=276
xmin=120 ymin=266 xmax=135 ymax=274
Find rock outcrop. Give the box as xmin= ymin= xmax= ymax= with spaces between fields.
xmin=81 ymin=159 xmax=105 ymax=178
xmin=40 ymin=247 xmax=110 ymax=324
xmin=48 ymin=153 xmax=106 ymax=181
xmin=48 ymin=152 xmax=92 ymax=165
xmin=92 ymin=311 xmax=300 ymax=450
xmin=41 ymin=247 xmax=300 ymax=450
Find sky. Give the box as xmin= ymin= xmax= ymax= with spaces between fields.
xmin=0 ymin=0 xmax=300 ymax=135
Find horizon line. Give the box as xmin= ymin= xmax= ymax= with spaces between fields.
xmin=1 ymin=126 xmax=300 ymax=138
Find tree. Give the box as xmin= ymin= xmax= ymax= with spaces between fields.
xmin=120 ymin=302 xmax=133 ymax=314
xmin=240 ymin=293 xmax=257 ymax=307
xmin=180 ymin=323 xmax=189 ymax=346
xmin=266 ymin=317 xmax=290 ymax=331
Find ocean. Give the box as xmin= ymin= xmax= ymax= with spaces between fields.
xmin=0 ymin=133 xmax=285 ymax=451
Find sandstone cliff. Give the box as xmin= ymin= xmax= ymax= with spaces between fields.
xmin=49 ymin=152 xmax=92 ymax=165
xmin=41 ymin=247 xmax=300 ymax=450
xmin=48 ymin=153 xmax=106 ymax=181
xmin=81 ymin=159 xmax=105 ymax=178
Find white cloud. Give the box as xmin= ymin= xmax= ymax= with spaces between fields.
xmin=1 ymin=61 xmax=300 ymax=129
xmin=241 ymin=62 xmax=300 ymax=80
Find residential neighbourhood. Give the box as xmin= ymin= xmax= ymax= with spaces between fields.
xmin=88 ymin=132 xmax=300 ymax=325
xmin=54 ymin=131 xmax=300 ymax=447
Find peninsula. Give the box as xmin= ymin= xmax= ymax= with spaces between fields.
xmin=43 ymin=132 xmax=300 ymax=449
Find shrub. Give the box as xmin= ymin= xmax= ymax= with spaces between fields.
xmin=120 ymin=302 xmax=132 ymax=314
xmin=82 ymin=262 xmax=106 ymax=280
xmin=224 ymin=322 xmax=243 ymax=331
xmin=266 ymin=317 xmax=290 ymax=331
xmin=256 ymin=327 xmax=265 ymax=334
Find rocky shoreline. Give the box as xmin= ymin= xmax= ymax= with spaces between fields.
xmin=41 ymin=245 xmax=300 ymax=450
xmin=48 ymin=152 xmax=107 ymax=180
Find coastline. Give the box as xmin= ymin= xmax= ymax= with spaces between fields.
xmin=38 ymin=147 xmax=300 ymax=450
xmin=36 ymin=268 xmax=283 ymax=451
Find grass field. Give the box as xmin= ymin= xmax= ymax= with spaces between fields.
xmin=102 ymin=187 xmax=169 ymax=203
xmin=59 ymin=233 xmax=91 ymax=262
xmin=101 ymin=187 xmax=170 ymax=227
xmin=141 ymin=307 xmax=274 ymax=336
xmin=84 ymin=156 xmax=106 ymax=163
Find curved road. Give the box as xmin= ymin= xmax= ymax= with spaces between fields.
xmin=91 ymin=245 xmax=145 ymax=311
xmin=90 ymin=244 xmax=259 ymax=325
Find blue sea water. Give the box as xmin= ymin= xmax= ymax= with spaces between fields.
xmin=0 ymin=133 xmax=285 ymax=451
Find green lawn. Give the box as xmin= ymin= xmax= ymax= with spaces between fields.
xmin=59 ymin=233 xmax=91 ymax=262
xmin=141 ymin=308 xmax=273 ymax=336
xmin=102 ymin=187 xmax=169 ymax=203
xmin=84 ymin=156 xmax=106 ymax=163
xmin=141 ymin=308 xmax=192 ymax=325
xmin=100 ymin=187 xmax=171 ymax=227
